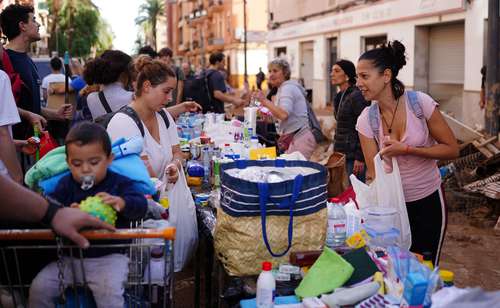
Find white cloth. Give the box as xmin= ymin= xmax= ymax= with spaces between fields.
xmin=107 ymin=108 xmax=179 ymax=178
xmin=0 ymin=70 xmax=21 ymax=137
xmin=87 ymin=82 xmax=133 ymax=120
xmin=41 ymin=73 xmax=65 ymax=89
xmin=29 ymin=254 xmax=129 ymax=308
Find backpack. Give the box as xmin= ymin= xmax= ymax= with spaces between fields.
xmin=0 ymin=46 xmax=27 ymax=105
xmin=368 ymin=90 xmax=424 ymax=147
xmin=93 ymin=91 xmax=170 ymax=137
xmin=287 ymin=81 xmax=327 ymax=144
xmin=306 ymin=101 xmax=327 ymax=144
xmin=190 ymin=69 xmax=218 ymax=113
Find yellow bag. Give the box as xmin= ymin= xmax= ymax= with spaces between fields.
xmin=214 ymin=208 xmax=327 ymax=276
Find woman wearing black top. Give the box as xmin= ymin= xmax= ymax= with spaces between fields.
xmin=331 ymin=60 xmax=370 ymax=182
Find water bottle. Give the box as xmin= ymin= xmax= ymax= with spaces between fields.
xmin=143 ymin=247 xmax=166 ymax=308
xmin=326 ymin=198 xmax=347 ymax=248
xmin=193 ymin=123 xmax=202 ymax=138
xmin=202 ymin=146 xmax=210 ymax=183
xmin=256 ymin=261 xmax=275 ymax=308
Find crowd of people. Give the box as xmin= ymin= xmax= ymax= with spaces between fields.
xmin=0 ymin=3 xmax=461 ymax=306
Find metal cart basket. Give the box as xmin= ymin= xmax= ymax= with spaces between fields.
xmin=0 ymin=227 xmax=175 ymax=308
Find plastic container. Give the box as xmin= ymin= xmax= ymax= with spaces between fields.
xmin=143 ymin=247 xmax=166 ymax=284
xmin=364 ymin=207 xmax=398 ymax=232
xmin=326 ymin=199 xmax=347 ymax=248
xmin=250 ymin=136 xmax=260 ymax=149
xmin=439 ymin=270 xmax=454 ymax=287
xmin=422 ymin=252 xmax=434 ymax=270
xmin=256 ymin=261 xmax=275 ymax=308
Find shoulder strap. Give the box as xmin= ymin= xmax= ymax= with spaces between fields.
xmin=118 ymin=106 xmax=145 ymax=137
xmin=406 ymin=91 xmax=424 ymax=119
xmin=98 ymin=91 xmax=112 ymax=113
xmin=203 ymin=69 xmax=214 ymax=104
xmin=158 ymin=109 xmax=170 ymax=129
xmin=368 ymin=102 xmax=381 ymax=145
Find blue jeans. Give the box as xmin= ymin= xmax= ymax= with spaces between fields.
xmin=346 ymin=159 xmax=366 ymax=183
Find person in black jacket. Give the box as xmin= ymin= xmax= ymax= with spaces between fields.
xmin=331 ymin=59 xmax=370 ymax=182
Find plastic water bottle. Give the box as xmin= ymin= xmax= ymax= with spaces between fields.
xmin=202 ymin=146 xmax=210 ymax=183
xmin=143 ymin=247 xmax=166 ymax=307
xmin=143 ymin=247 xmax=165 ymax=284
xmin=193 ymin=123 xmax=202 ymax=138
xmin=250 ymin=136 xmax=260 ymax=149
xmin=326 ymin=198 xmax=347 ymax=248
xmin=256 ymin=261 xmax=275 ymax=308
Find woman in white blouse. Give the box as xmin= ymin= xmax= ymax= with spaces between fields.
xmin=107 ymin=56 xmax=198 ymax=182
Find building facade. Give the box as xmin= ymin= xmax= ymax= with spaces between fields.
xmin=267 ymin=0 xmax=487 ymax=128
xmin=165 ymin=0 xmax=268 ymax=88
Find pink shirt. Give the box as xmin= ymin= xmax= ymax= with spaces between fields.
xmin=356 ymin=91 xmax=441 ymax=202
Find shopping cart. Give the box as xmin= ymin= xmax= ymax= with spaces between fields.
xmin=0 ymin=227 xmax=175 ymax=308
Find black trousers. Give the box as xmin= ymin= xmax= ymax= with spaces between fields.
xmin=406 ymin=188 xmax=447 ymax=266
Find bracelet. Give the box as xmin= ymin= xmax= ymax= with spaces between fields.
xmin=405 ymin=144 xmax=410 ymax=155
xmin=41 ymin=197 xmax=63 ymax=227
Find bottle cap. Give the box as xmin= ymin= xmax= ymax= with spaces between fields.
xmin=328 ymin=197 xmax=341 ymax=203
xmin=422 ymin=251 xmax=433 ymax=261
xmin=262 ymin=261 xmax=272 ymax=271
xmin=439 ymin=270 xmax=454 ymax=282
xmin=151 ymin=247 xmax=164 ymax=258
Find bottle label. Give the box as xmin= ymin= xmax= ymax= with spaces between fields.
xmin=334 ymin=223 xmax=346 ymax=233
xmin=256 ymin=288 xmax=275 ymax=307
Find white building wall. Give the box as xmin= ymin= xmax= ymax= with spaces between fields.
xmin=267 ymin=0 xmax=487 ymax=128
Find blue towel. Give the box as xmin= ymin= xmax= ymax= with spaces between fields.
xmin=39 ymin=137 xmax=155 ymax=196
xmin=240 ymin=295 xmax=300 ymax=308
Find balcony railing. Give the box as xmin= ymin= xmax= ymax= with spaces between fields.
xmin=208 ymin=0 xmax=223 ymax=6
xmin=208 ymin=37 xmax=224 ymax=46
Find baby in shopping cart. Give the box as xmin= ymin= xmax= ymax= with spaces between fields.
xmin=29 ymin=122 xmax=148 ymax=308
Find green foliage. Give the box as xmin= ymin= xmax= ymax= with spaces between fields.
xmin=48 ymin=0 xmax=113 ymax=57
xmin=135 ymin=0 xmax=164 ymax=49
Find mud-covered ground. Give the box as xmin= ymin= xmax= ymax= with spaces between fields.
xmin=440 ymin=210 xmax=500 ymax=290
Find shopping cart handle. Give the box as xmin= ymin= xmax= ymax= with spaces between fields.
xmin=0 ymin=228 xmax=176 ymax=241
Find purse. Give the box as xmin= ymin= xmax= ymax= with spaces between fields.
xmin=277 ymin=131 xmax=296 ymax=152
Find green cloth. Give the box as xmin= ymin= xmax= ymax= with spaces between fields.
xmin=342 ymin=248 xmax=379 ymax=286
xmin=24 ymin=145 xmax=68 ymax=189
xmin=295 ymin=247 xmax=354 ymax=298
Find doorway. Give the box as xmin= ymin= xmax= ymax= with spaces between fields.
xmin=300 ymin=41 xmax=314 ymax=102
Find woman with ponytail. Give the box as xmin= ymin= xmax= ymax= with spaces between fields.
xmin=355 ymin=40 xmax=459 ymax=266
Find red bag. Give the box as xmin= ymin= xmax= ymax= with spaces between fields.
xmin=1 ymin=47 xmax=25 ymax=104
xmin=38 ymin=131 xmax=59 ymax=158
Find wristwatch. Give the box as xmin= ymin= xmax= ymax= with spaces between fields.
xmin=41 ymin=197 xmax=63 ymax=227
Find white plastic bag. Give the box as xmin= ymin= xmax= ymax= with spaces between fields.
xmin=350 ymin=154 xmax=411 ymax=250
xmin=161 ymin=166 xmax=198 ymax=272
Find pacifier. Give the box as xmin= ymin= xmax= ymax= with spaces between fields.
xmin=80 ymin=175 xmax=96 ymax=190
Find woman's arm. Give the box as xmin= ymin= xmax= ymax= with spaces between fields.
xmin=166 ymin=101 xmax=201 ymax=118
xmin=171 ymin=145 xmax=184 ymax=170
xmin=380 ymin=109 xmax=459 ymax=160
xmin=359 ymin=133 xmax=378 ymax=183
xmin=256 ymin=91 xmax=289 ymax=121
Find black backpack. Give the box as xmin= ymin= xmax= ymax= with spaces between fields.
xmin=93 ymin=91 xmax=170 ymax=137
xmin=190 ymin=69 xmax=219 ymax=113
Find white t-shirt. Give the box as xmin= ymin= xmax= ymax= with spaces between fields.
xmin=107 ymin=108 xmax=179 ymax=178
xmin=0 ymin=70 xmax=21 ymax=136
xmin=41 ymin=73 xmax=65 ymax=89
xmin=87 ymin=82 xmax=134 ymax=120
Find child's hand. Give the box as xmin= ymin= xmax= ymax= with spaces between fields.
xmin=70 ymin=202 xmax=80 ymax=208
xmin=96 ymin=192 xmax=125 ymax=212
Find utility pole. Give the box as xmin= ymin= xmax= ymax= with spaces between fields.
xmin=243 ymin=0 xmax=248 ymax=83
xmin=486 ymin=0 xmax=500 ymax=136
